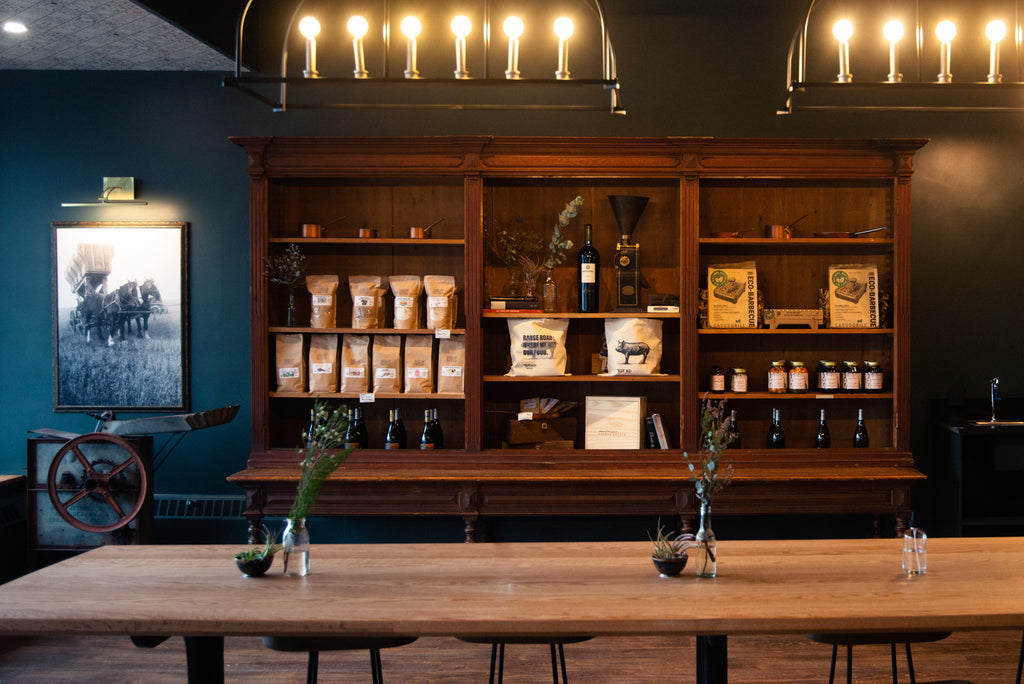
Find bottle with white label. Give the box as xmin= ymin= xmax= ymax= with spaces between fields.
xmin=577 ymin=223 xmax=599 ymax=313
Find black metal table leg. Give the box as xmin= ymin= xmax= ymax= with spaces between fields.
xmin=183 ymin=635 xmax=225 ymax=684
xmin=696 ymin=634 xmax=728 ymax=684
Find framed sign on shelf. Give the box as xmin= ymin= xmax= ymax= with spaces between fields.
xmin=52 ymin=221 xmax=189 ymax=412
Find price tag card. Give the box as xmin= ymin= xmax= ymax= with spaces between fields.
xmin=359 ymin=393 xmax=375 ymax=403
xmin=434 ymin=328 xmax=451 ymax=339
xmin=517 ymin=412 xmax=534 ymax=421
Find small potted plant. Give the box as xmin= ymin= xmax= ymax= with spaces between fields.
xmin=264 ymin=243 xmax=307 ymax=326
xmin=234 ymin=526 xmax=281 ymax=577
xmin=649 ymin=524 xmax=697 ymax=577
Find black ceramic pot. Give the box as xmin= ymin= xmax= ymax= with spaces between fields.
xmin=652 ymin=555 xmax=688 ymax=577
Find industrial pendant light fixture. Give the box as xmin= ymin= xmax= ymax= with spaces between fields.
xmin=779 ymin=0 xmax=1024 ymax=113
xmin=223 ymin=0 xmax=624 ymax=114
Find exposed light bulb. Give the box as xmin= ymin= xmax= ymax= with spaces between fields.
xmin=987 ymin=20 xmax=1007 ymax=83
xmin=347 ymin=15 xmax=369 ymax=39
xmin=936 ymin=20 xmax=956 ymax=83
xmin=451 ymin=16 xmax=471 ymax=79
xmin=347 ymin=15 xmax=369 ymax=79
xmin=504 ymin=16 xmax=524 ymax=79
xmin=3 ymin=20 xmax=27 ymax=34
xmin=832 ymin=19 xmax=853 ymax=83
xmin=554 ymin=17 xmax=574 ymax=40
xmin=298 ymin=16 xmax=320 ymax=78
xmin=298 ymin=16 xmax=320 ymax=40
xmin=451 ymin=15 xmax=472 ymax=39
xmin=401 ymin=16 xmax=421 ymax=39
xmin=884 ymin=21 xmax=904 ymax=83
xmin=503 ymin=16 xmax=524 ymax=40
xmin=401 ymin=16 xmax=421 ymax=79
xmin=554 ymin=17 xmax=574 ymax=80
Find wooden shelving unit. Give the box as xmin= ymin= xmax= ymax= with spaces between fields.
xmin=229 ymin=136 xmax=927 ymax=542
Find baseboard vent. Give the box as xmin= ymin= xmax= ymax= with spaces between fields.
xmin=154 ymin=495 xmax=244 ymax=519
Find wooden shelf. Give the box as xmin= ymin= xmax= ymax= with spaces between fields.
xmin=269 ymin=327 xmax=466 ymax=335
xmin=270 ymin=237 xmax=465 ymax=246
xmin=699 ymin=328 xmax=893 ymax=335
xmin=270 ymin=391 xmax=465 ymax=400
xmin=698 ymin=392 xmax=894 ymax=400
xmin=485 ymin=374 xmax=682 ymax=383
xmin=483 ymin=311 xmax=680 ymax=319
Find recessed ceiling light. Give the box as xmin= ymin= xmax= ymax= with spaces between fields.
xmin=4 ymin=21 xmax=27 ymax=33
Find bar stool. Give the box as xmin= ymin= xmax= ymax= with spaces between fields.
xmin=261 ymin=636 xmax=418 ymax=684
xmin=805 ymin=632 xmax=952 ymax=684
xmin=456 ymin=636 xmax=593 ymax=684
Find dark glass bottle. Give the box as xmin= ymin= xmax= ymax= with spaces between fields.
xmin=384 ymin=408 xmax=407 ymax=449
xmin=726 ymin=409 xmax=741 ymax=448
xmin=854 ymin=408 xmax=870 ymax=448
xmin=577 ymin=223 xmax=599 ymax=313
xmin=343 ymin=407 xmax=359 ymax=449
xmin=766 ymin=408 xmax=786 ymax=449
xmin=815 ymin=408 xmax=831 ymax=449
xmin=352 ymin=406 xmax=369 ymax=448
xmin=430 ymin=407 xmax=444 ymax=449
xmin=420 ymin=409 xmax=435 ymax=449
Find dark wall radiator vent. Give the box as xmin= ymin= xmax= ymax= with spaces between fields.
xmin=154 ymin=495 xmax=244 ymax=519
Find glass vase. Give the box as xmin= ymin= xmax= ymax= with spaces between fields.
xmin=695 ymin=502 xmax=717 ymax=578
xmin=282 ymin=517 xmax=310 ymax=577
xmin=542 ymin=268 xmax=557 ymax=312
xmin=285 ymin=288 xmax=297 ymax=327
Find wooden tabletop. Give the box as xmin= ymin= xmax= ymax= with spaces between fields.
xmin=0 ymin=538 xmax=1021 ymax=639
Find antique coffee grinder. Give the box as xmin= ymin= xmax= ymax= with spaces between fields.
xmin=608 ymin=195 xmax=649 ymax=310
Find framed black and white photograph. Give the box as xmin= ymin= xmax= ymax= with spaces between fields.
xmin=52 ymin=221 xmax=189 ymax=411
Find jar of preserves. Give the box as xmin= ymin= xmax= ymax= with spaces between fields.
xmin=710 ymin=365 xmax=726 ymax=393
xmin=863 ymin=361 xmax=884 ymax=392
xmin=768 ymin=360 xmax=788 ymax=393
xmin=817 ymin=360 xmax=840 ymax=392
xmin=729 ymin=367 xmax=748 ymax=393
xmin=788 ymin=361 xmax=809 ymax=393
xmin=841 ymin=361 xmax=862 ymax=392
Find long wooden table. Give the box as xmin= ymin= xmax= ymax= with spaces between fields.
xmin=1 ymin=538 xmax=1022 ymax=683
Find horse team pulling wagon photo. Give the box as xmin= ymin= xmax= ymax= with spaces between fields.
xmin=52 ymin=222 xmax=189 ymax=412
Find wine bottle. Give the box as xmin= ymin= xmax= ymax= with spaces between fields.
xmin=420 ymin=409 xmax=435 ymax=449
xmin=766 ymin=408 xmax=786 ymax=449
xmin=431 ymin=407 xmax=444 ymax=449
xmin=384 ymin=408 xmax=407 ymax=449
xmin=726 ymin=409 xmax=741 ymax=448
xmin=577 ymin=223 xmax=599 ymax=313
xmin=854 ymin=408 xmax=870 ymax=448
xmin=815 ymin=408 xmax=831 ymax=449
xmin=352 ymin=406 xmax=369 ymax=448
xmin=343 ymin=407 xmax=359 ymax=449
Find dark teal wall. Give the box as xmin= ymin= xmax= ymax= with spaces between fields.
xmin=3 ymin=2 xmax=1023 ymax=542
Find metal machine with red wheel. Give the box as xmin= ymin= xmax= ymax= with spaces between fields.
xmin=27 ymin=406 xmax=238 ymax=564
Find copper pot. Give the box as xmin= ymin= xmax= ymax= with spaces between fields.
xmin=301 ymin=223 xmax=323 ymax=238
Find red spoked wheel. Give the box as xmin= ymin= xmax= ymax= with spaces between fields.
xmin=47 ymin=433 xmax=148 ymax=533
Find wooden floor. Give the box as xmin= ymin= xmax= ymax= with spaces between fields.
xmin=0 ymin=631 xmax=1020 ymax=683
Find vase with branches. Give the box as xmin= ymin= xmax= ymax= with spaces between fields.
xmin=683 ymin=396 xmax=735 ymax=577
xmin=264 ymin=243 xmax=307 ymax=326
xmin=282 ymin=399 xmax=353 ymax=577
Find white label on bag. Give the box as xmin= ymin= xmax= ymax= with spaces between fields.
xmin=279 ymin=367 xmax=299 ymax=379
xmin=407 ymin=366 xmax=429 ymax=379
xmin=353 ymin=295 xmax=374 ymax=307
xmin=312 ymin=294 xmax=332 ymax=306
xmin=311 ymin=363 xmax=333 ymax=375
xmin=441 ymin=365 xmax=462 ymax=377
xmin=375 ymin=368 xmax=398 ymax=379
xmin=344 ymin=367 xmax=365 ymax=378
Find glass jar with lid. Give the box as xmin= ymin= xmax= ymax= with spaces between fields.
xmin=709 ymin=365 xmax=726 ymax=393
xmin=729 ymin=367 xmax=748 ymax=393
xmin=863 ymin=361 xmax=884 ymax=392
xmin=768 ymin=360 xmax=788 ymax=393
xmin=788 ymin=361 xmax=809 ymax=393
xmin=817 ymin=360 xmax=840 ymax=392
xmin=841 ymin=361 xmax=862 ymax=392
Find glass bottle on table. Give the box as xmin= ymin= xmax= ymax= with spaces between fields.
xmin=384 ymin=408 xmax=407 ymax=449
xmin=352 ymin=406 xmax=369 ymax=448
xmin=577 ymin=223 xmax=599 ymax=313
xmin=430 ymin=407 xmax=444 ymax=449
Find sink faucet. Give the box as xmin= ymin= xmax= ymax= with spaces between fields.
xmin=991 ymin=377 xmax=1001 ymax=422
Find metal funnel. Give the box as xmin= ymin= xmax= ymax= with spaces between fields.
xmin=608 ymin=195 xmax=649 ymax=239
